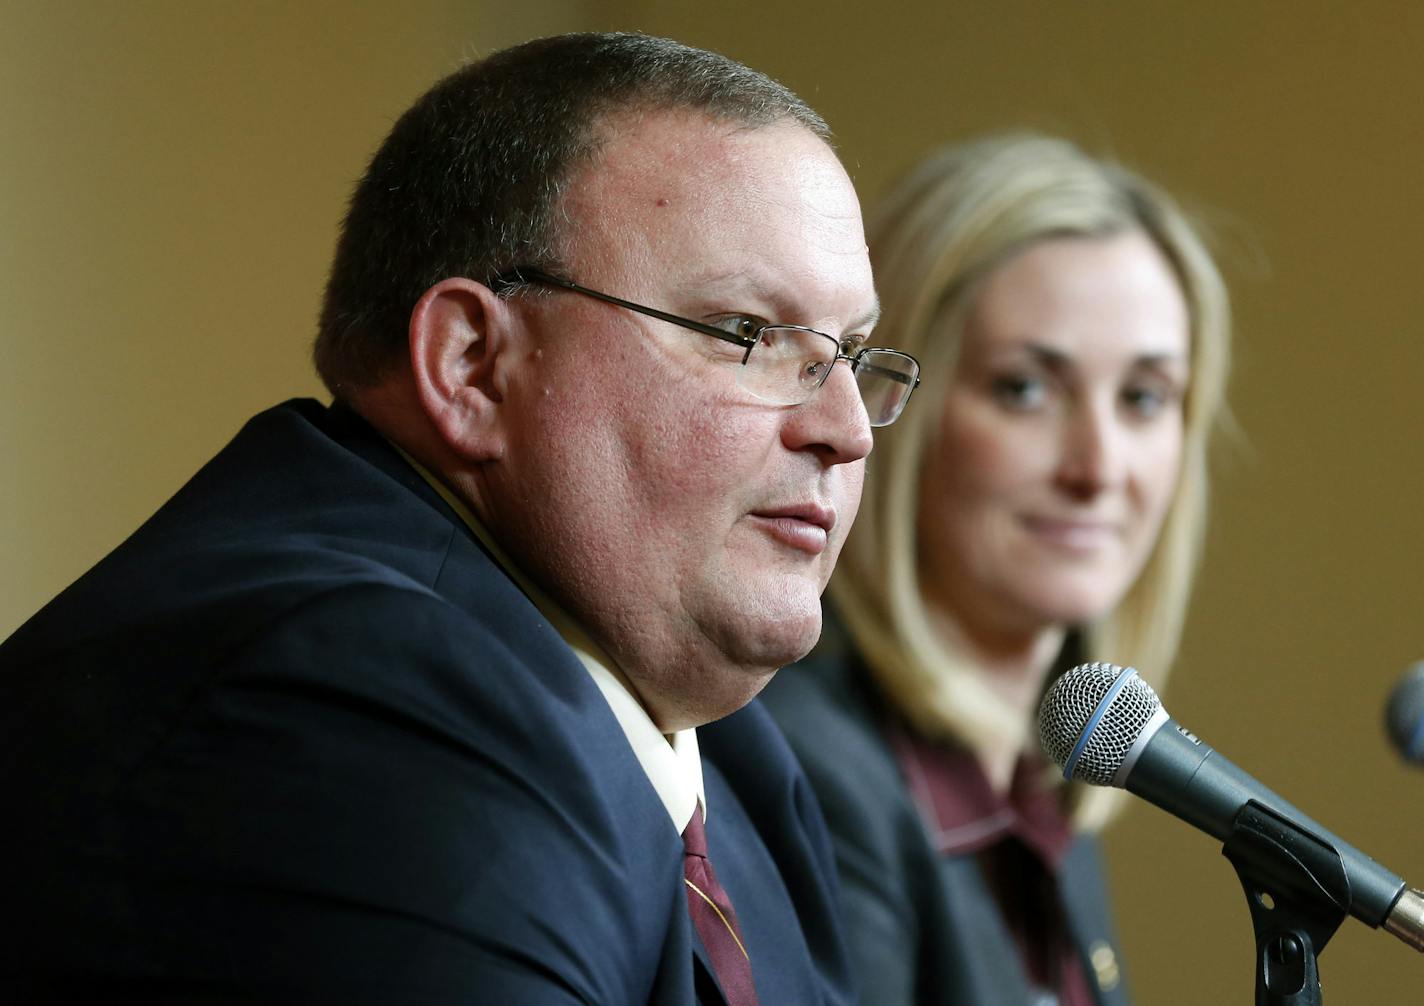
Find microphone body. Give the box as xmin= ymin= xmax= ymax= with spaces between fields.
xmin=1385 ymin=662 xmax=1424 ymax=764
xmin=1040 ymin=662 xmax=1424 ymax=952
xmin=1125 ymin=714 xmax=1405 ymax=928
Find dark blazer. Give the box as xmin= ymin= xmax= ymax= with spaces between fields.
xmin=760 ymin=626 xmax=1131 ymax=1006
xmin=0 ymin=399 xmax=851 ymax=1005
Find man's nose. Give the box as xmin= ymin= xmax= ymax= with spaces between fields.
xmin=780 ymin=359 xmax=874 ymax=465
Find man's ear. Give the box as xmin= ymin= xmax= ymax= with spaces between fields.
xmin=408 ymin=277 xmax=518 ymax=462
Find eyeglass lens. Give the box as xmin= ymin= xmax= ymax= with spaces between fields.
xmin=856 ymin=351 xmax=919 ymax=426
xmin=739 ymin=327 xmax=916 ymax=427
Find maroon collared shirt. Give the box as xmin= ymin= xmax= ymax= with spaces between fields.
xmin=890 ymin=724 xmax=1098 ymax=1006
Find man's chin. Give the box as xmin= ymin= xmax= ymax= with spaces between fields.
xmin=717 ymin=607 xmax=823 ymax=672
xmin=639 ymin=604 xmax=821 ymax=731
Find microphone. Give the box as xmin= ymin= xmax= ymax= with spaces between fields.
xmin=1038 ymin=661 xmax=1424 ymax=952
xmin=1386 ymin=662 xmax=1424 ymax=765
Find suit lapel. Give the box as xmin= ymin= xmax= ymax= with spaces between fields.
xmin=1059 ymin=838 xmax=1127 ymax=1004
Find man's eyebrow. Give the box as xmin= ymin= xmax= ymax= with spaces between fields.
xmin=852 ymin=300 xmax=881 ymax=334
xmin=686 ymin=269 xmax=880 ymax=334
xmin=685 ymin=267 xmax=761 ymax=296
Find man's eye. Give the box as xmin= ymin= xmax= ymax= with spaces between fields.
xmin=711 ymin=315 xmax=762 ymax=340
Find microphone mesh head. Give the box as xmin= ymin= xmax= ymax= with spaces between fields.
xmin=1385 ymin=663 xmax=1424 ymax=765
xmin=1038 ymin=662 xmax=1162 ymax=786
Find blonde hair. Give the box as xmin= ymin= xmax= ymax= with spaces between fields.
xmin=830 ymin=133 xmax=1232 ymax=829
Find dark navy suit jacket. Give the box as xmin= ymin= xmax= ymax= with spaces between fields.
xmin=0 ymin=399 xmax=851 ymax=1005
xmin=761 ymin=626 xmax=1132 ymax=1006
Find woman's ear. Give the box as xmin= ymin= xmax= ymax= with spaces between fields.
xmin=407 ymin=277 xmax=517 ymax=462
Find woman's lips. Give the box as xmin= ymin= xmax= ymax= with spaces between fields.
xmin=1021 ymin=515 xmax=1121 ymax=552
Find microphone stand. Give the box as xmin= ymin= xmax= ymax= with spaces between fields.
xmin=1221 ymin=801 xmax=1350 ymax=1005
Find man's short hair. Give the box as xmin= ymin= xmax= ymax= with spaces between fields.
xmin=313 ymin=32 xmax=831 ymax=397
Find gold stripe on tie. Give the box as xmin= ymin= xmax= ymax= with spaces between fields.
xmin=684 ymin=878 xmax=750 ymax=961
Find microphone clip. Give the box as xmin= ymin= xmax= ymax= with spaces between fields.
xmin=1222 ymin=800 xmax=1349 ymax=1006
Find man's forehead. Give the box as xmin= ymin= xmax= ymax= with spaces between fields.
xmin=575 ymin=108 xmax=827 ymax=205
xmin=563 ymin=109 xmax=866 ymax=265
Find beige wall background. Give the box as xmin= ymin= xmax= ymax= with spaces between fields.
xmin=5 ymin=2 xmax=1422 ymax=1001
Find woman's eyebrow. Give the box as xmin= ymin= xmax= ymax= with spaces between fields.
xmin=1011 ymin=342 xmax=1187 ymax=370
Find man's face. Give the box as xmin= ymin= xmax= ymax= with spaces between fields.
xmin=489 ymin=110 xmax=877 ymax=730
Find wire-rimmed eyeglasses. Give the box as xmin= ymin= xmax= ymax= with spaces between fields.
xmin=495 ymin=268 xmax=920 ymax=427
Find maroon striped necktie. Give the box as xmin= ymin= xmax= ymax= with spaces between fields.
xmin=682 ymin=805 xmax=759 ymax=1005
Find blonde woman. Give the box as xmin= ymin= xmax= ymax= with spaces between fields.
xmin=762 ymin=134 xmax=1231 ymax=1005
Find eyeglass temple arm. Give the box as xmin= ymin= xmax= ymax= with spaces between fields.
xmin=499 ymin=267 xmax=921 ymax=397
xmin=495 ymin=267 xmax=756 ymax=351
xmin=847 ymin=354 xmax=922 ymax=389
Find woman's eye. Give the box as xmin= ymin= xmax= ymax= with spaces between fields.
xmin=991 ymin=374 xmax=1046 ymax=410
xmin=1121 ymin=382 xmax=1178 ymax=419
